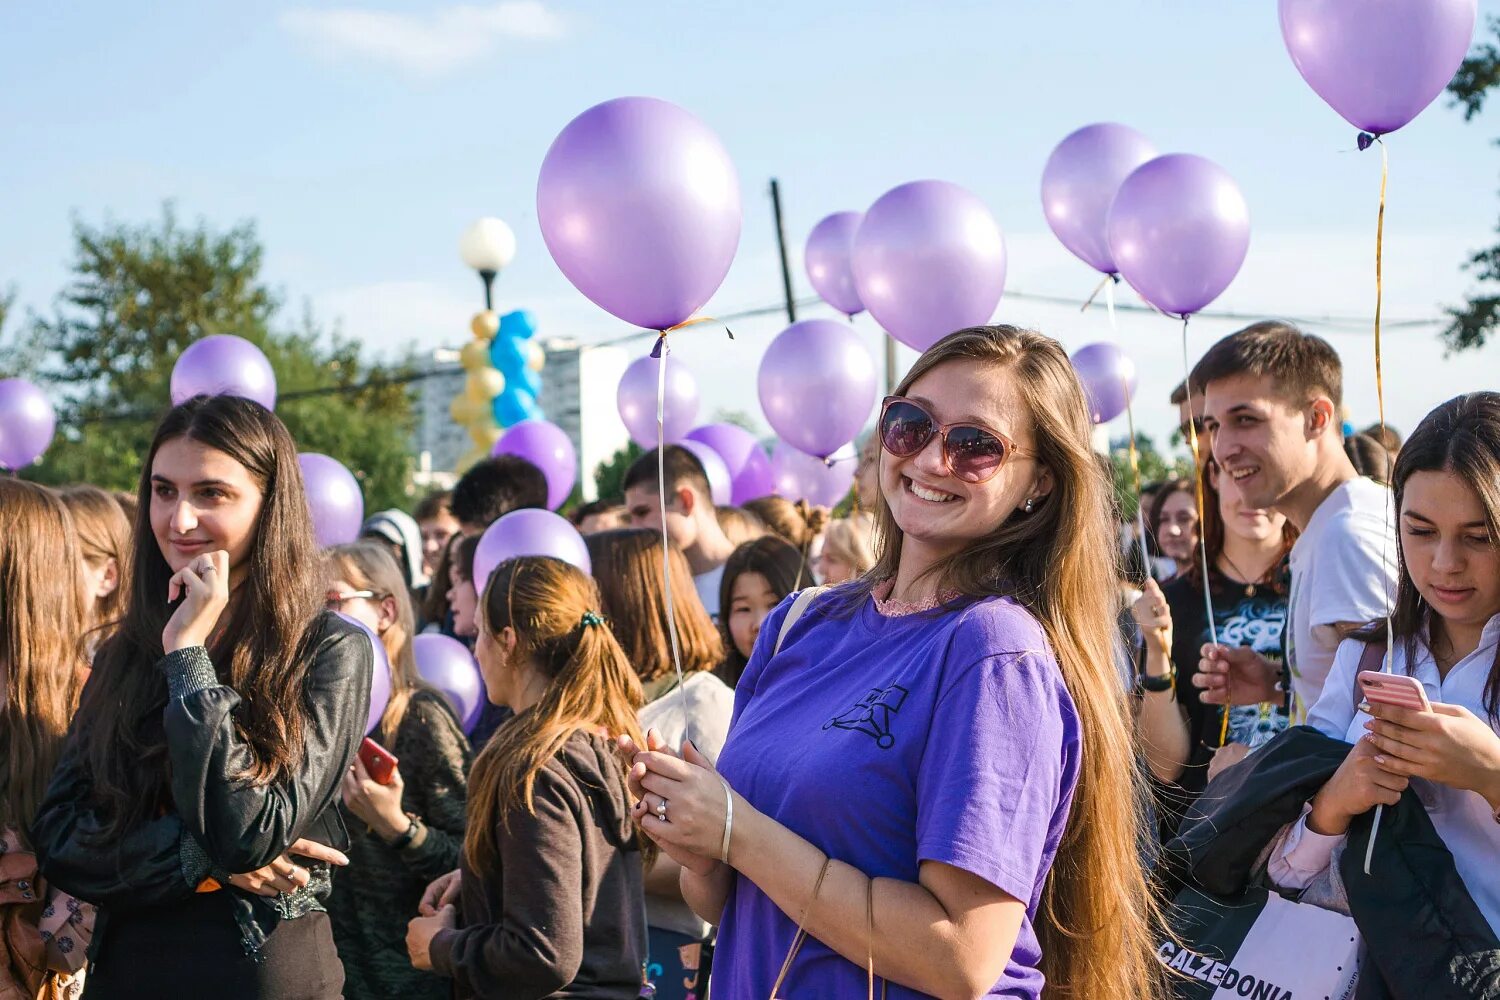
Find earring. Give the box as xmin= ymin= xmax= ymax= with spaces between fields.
xmin=1023 ymin=497 xmax=1036 ymax=513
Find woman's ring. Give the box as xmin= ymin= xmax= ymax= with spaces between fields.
xmin=655 ymin=797 xmax=668 ymax=822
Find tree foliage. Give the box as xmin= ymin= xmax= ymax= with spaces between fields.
xmin=1444 ymin=15 xmax=1500 ymax=352
xmin=592 ymin=441 xmax=644 ymax=502
xmin=1109 ymin=432 xmax=1192 ymax=520
xmin=0 ymin=206 xmax=417 ymax=510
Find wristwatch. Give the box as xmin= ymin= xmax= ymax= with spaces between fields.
xmin=385 ymin=814 xmax=421 ymax=851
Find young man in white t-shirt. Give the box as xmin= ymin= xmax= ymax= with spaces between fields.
xmin=622 ymin=445 xmax=737 ymax=619
xmin=1190 ymin=321 xmax=1397 ymax=723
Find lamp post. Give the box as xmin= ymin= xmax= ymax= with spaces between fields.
xmin=458 ymin=217 xmax=517 ymax=310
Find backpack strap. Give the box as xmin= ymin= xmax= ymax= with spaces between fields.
xmin=1354 ymin=637 xmax=1388 ymax=704
xmin=774 ymin=586 xmax=829 ymax=656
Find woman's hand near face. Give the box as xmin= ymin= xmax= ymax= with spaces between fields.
xmin=163 ymin=549 xmax=231 ymax=653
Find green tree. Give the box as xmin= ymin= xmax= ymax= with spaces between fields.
xmin=592 ymin=441 xmax=643 ymax=502
xmin=0 ymin=207 xmax=416 ymax=510
xmin=1109 ymin=432 xmax=1191 ymax=520
xmin=1444 ymin=16 xmax=1500 ymax=351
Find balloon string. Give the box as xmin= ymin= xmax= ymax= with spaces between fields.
xmin=1112 ymin=279 xmax=1150 ymax=587
xmin=655 ymin=339 xmax=691 ymax=747
xmin=1365 ymin=135 xmax=1394 ymax=877
xmin=1179 ymin=315 xmax=1225 ymax=743
xmin=1080 ymin=273 xmax=1111 ymax=313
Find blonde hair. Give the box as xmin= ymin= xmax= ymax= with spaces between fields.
xmin=58 ymin=484 xmax=133 ymax=628
xmin=858 ymin=326 xmax=1166 ymax=999
xmin=821 ymin=512 xmax=876 ymax=577
xmin=0 ymin=480 xmax=87 ymax=840
xmin=325 ymin=541 xmax=428 ymax=738
xmin=467 ymin=557 xmax=650 ymax=876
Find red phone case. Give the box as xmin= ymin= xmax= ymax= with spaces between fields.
xmin=359 ymin=737 xmax=399 ymax=785
xmin=1358 ymin=671 xmax=1431 ymax=712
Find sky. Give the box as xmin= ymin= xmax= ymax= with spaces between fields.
xmin=5 ymin=1 xmax=1500 ymax=453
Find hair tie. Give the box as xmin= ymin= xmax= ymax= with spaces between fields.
xmin=580 ymin=611 xmax=605 ymax=629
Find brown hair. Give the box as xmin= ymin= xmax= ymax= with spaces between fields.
xmin=58 ymin=484 xmax=134 ymax=627
xmin=854 ymin=326 xmax=1166 ymax=999
xmin=0 ymin=480 xmax=88 ymax=841
xmin=1189 ymin=320 xmax=1343 ymax=409
xmin=326 ymin=541 xmax=431 ymax=738
xmin=1344 ymin=433 xmax=1394 ymax=485
xmin=1361 ymin=422 xmax=1403 ymax=455
xmin=414 ymin=489 xmax=453 ymax=524
xmin=820 ymin=512 xmax=877 ymax=577
xmin=1363 ymin=393 xmax=1500 ymax=720
xmin=623 ymin=445 xmax=711 ymax=501
xmin=465 ymin=557 xmax=649 ymax=876
xmin=742 ymin=496 xmax=828 ymax=550
xmin=421 ymin=533 xmax=459 ymax=625
xmin=716 ymin=536 xmax=806 ymax=687
xmin=1148 ymin=478 xmax=1196 ymax=547
xmin=585 ymin=529 xmax=723 ymax=684
xmin=716 ymin=506 xmax=767 ymax=546
xmin=1184 ymin=461 xmax=1295 ymax=595
xmin=75 ymin=395 xmax=325 ymax=840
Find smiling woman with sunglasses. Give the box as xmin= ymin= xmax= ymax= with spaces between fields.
xmin=620 ymin=326 xmax=1166 ymax=999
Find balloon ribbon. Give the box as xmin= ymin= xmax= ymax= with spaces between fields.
xmin=653 ymin=337 xmax=692 ymax=745
xmin=649 ymin=316 xmax=732 ymax=358
xmin=1179 ymin=315 xmax=1226 ymax=744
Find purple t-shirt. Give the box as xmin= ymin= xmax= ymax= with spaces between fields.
xmin=713 ymin=588 xmax=1081 ymax=999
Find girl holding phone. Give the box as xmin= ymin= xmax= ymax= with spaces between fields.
xmin=1270 ymin=393 xmax=1500 ymax=933
xmin=32 ymin=394 xmax=372 ymax=1000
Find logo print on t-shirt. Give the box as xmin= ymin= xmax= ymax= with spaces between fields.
xmin=823 ymin=685 xmax=909 ymax=749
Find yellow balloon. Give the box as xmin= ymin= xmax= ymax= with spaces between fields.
xmin=468 ymin=419 xmax=502 ymax=448
xmin=466 ymin=368 xmax=505 ymax=402
xmin=460 ymin=340 xmax=491 ymax=372
xmin=526 ymin=341 xmax=546 ymax=373
xmin=471 ymin=310 xmax=500 ymax=340
xmin=455 ymin=446 xmax=485 ymax=473
xmin=449 ymin=393 xmax=481 ymax=425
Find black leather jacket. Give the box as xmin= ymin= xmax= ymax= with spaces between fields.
xmin=31 ymin=611 xmax=372 ymax=958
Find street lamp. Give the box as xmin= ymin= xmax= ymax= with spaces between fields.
xmin=458 ymin=217 xmax=517 ymax=310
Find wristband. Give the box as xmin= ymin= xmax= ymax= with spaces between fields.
xmin=386 ymin=816 xmax=420 ymax=851
xmin=1137 ymin=670 xmax=1175 ymax=694
xmin=717 ymin=776 xmax=734 ymax=864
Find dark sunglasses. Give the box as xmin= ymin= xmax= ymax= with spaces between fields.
xmin=878 ymin=396 xmax=1027 ymax=484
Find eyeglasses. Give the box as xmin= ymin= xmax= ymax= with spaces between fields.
xmin=325 ymin=589 xmax=380 ymax=609
xmin=878 ymin=396 xmax=1027 ymax=485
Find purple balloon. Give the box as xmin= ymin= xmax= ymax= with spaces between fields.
xmin=473 ymin=508 xmax=592 ymax=593
xmin=617 ymin=354 xmax=700 ymax=449
xmin=412 ymin=634 xmax=485 ymax=735
xmin=770 ymin=440 xmax=854 ymax=510
xmin=851 ymin=180 xmax=1007 ymax=352
xmin=759 ymin=319 xmax=878 ymax=460
xmin=0 ymin=378 xmax=56 ymax=470
xmin=298 ymin=453 xmax=364 ymax=548
xmin=492 ymin=419 xmax=578 ymax=510
xmin=1280 ymin=0 xmax=1477 ymax=135
xmin=678 ymin=439 xmax=732 ymax=506
xmin=537 ymin=97 xmax=742 ymax=330
xmin=170 ymin=335 xmax=277 ymax=410
xmin=804 ymin=211 xmax=865 ymax=316
xmin=1071 ymin=342 xmax=1140 ymax=425
xmin=1106 ymin=155 xmax=1251 ymax=318
xmin=684 ymin=424 xmax=775 ymax=505
xmin=1041 ymin=124 xmax=1159 ymax=275
xmin=337 ymin=612 xmax=391 ymax=736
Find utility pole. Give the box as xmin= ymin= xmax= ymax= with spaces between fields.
xmin=769 ymin=178 xmax=797 ymax=325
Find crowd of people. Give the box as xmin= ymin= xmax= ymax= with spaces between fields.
xmin=2 ymin=319 xmax=1498 ymax=998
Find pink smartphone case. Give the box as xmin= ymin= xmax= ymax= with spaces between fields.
xmin=1358 ymin=671 xmax=1430 ymax=712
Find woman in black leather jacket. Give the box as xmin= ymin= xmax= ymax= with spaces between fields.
xmin=31 ymin=394 xmax=372 ymax=1000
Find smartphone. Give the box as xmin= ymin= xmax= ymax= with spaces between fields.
xmin=1358 ymin=671 xmax=1432 ymax=713
xmin=358 ymin=737 xmax=399 ymax=785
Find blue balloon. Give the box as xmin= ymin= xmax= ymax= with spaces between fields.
xmin=489 ymin=334 xmax=528 ymax=378
xmin=493 ymin=387 xmax=538 ymax=427
xmin=501 ymin=309 xmax=537 ymax=340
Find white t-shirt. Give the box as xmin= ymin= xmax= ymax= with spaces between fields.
xmin=1285 ymin=477 xmax=1397 ymax=720
xmin=694 ymin=563 xmax=726 ymax=621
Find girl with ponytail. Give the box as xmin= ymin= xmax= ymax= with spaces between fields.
xmin=406 ymin=556 xmax=651 ymax=998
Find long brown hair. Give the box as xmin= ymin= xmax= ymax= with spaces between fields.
xmin=0 ymin=480 xmax=88 ymax=840
xmin=464 ymin=556 xmax=650 ymax=877
xmin=1365 ymin=392 xmax=1500 ymax=720
xmin=856 ymin=326 xmax=1166 ymax=999
xmin=326 ymin=541 xmax=430 ymax=738
xmin=585 ymin=528 xmax=723 ymax=684
xmin=58 ymin=484 xmax=134 ymax=628
xmin=75 ymin=394 xmax=325 ymax=839
xmin=716 ymin=536 xmax=805 ymax=687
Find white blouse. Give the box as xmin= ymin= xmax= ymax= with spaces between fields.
xmin=1270 ymin=614 xmax=1500 ymax=931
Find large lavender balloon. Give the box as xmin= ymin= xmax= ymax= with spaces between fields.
xmin=298 ymin=453 xmax=364 ymax=548
xmin=1071 ymin=342 xmax=1139 ymax=425
xmin=1041 ymin=124 xmax=1159 ymax=275
xmin=770 ymin=441 xmax=855 ymax=510
xmin=617 ymin=354 xmax=700 ymax=448
xmin=473 ymin=508 xmax=592 ymax=593
xmin=412 ymin=634 xmax=484 ymax=734
xmin=1106 ymin=155 xmax=1250 ymax=318
xmin=170 ymin=335 xmax=277 ymax=410
xmin=851 ymin=181 xmax=1007 ymax=352
xmin=0 ymin=378 xmax=56 ymax=470
xmin=759 ymin=319 xmax=878 ymax=460
xmin=336 ymin=612 xmax=390 ymax=735
xmin=537 ymin=97 xmax=742 ymax=330
xmin=684 ymin=424 xmax=775 ymax=504
xmin=492 ymin=419 xmax=577 ymax=510
xmin=804 ymin=211 xmax=865 ymax=316
xmin=1280 ymin=0 xmax=1477 ymax=136
xmin=679 ymin=439 xmax=733 ymax=506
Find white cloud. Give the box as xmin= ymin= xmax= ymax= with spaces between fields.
xmin=279 ymin=1 xmax=567 ymax=77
